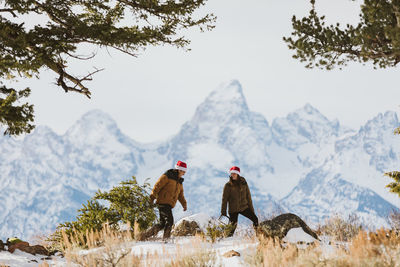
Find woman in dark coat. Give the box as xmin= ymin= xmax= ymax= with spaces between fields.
xmin=221 ymin=166 xmax=258 ymax=236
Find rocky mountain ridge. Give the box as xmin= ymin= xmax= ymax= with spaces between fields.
xmin=1 ymin=80 xmax=399 ymax=239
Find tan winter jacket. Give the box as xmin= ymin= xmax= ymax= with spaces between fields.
xmin=221 ymin=176 xmax=254 ymax=215
xmin=150 ymin=169 xmax=187 ymax=209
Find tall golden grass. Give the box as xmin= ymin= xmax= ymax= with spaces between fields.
xmin=62 ymin=223 xmax=140 ymax=267
xmin=56 ymin=214 xmax=400 ymax=267
xmin=246 ymin=228 xmax=400 ymax=267
xmin=61 ymin=223 xmax=221 ymax=267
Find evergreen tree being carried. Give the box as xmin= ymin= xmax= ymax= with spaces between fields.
xmin=52 ymin=176 xmax=156 ymax=248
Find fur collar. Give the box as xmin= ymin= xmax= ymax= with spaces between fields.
xmin=228 ymin=176 xmax=247 ymax=186
xmin=165 ymin=169 xmax=184 ymax=184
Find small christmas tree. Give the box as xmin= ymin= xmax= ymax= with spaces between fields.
xmin=50 ymin=176 xmax=156 ymax=248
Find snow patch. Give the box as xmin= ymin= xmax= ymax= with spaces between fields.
xmin=174 ymin=213 xmax=213 ymax=232
xmin=282 ymin=227 xmax=317 ymax=244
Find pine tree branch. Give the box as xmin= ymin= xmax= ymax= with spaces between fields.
xmin=393 ymin=4 xmax=400 ymax=28
xmin=53 ymin=63 xmax=104 ymax=98
xmin=0 ymin=8 xmax=17 ymax=17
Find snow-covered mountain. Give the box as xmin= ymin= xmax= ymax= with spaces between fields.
xmin=1 ymin=80 xmax=399 ymax=239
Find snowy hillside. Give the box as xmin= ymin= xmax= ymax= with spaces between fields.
xmin=1 ymin=80 xmax=400 ymax=239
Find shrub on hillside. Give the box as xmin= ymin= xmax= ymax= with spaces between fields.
xmin=49 ymin=177 xmax=156 ymax=249
xmin=388 ymin=210 xmax=400 ymax=231
xmin=318 ymin=213 xmax=363 ymax=242
xmin=205 ymin=220 xmax=235 ymax=243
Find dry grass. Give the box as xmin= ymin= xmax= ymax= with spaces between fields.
xmin=317 ymin=213 xmax=363 ymax=242
xmin=62 ymin=223 xmax=141 ymax=267
xmin=246 ymin=228 xmax=400 ymax=267
xmin=388 ymin=210 xmax=400 ymax=231
xmin=165 ymin=250 xmax=219 ymax=267
xmin=165 ymin=235 xmax=220 ymax=267
xmin=61 ymin=223 xmax=222 ymax=267
xmin=49 ymin=215 xmax=400 ymax=267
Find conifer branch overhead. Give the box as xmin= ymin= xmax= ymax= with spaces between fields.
xmin=284 ymin=0 xmax=400 ymax=70
xmin=0 ymin=0 xmax=216 ymax=135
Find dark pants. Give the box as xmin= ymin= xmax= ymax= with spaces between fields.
xmin=156 ymin=204 xmax=174 ymax=238
xmin=228 ymin=208 xmax=259 ymax=236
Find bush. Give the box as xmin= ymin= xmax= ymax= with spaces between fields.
xmin=388 ymin=210 xmax=400 ymax=231
xmin=205 ymin=220 xmax=235 ymax=243
xmin=318 ymin=213 xmax=363 ymax=242
xmin=49 ymin=176 xmax=156 ymax=249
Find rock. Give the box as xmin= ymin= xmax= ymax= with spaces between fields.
xmin=6 ymin=237 xmax=23 ymax=246
xmin=258 ymin=213 xmax=319 ymax=241
xmin=22 ymin=245 xmax=49 ymax=256
xmin=8 ymin=239 xmax=49 ymax=256
xmin=223 ymin=250 xmax=240 ymax=257
xmin=0 ymin=240 xmax=4 ymax=251
xmin=172 ymin=220 xmax=202 ymax=236
xmin=8 ymin=241 xmax=29 ymax=253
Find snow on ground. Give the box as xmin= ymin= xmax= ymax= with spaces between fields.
xmin=174 ymin=212 xmax=213 ymax=232
xmin=131 ymin=236 xmax=257 ymax=266
xmin=282 ymin=227 xmax=318 ymax=244
xmin=0 ymin=235 xmax=323 ymax=267
xmin=0 ymin=223 xmax=323 ymax=266
xmin=0 ymin=250 xmax=66 ymax=267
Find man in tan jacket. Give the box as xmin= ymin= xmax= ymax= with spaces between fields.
xmin=221 ymin=166 xmax=258 ymax=236
xmin=139 ymin=161 xmax=187 ymax=241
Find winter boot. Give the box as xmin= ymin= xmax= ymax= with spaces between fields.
xmin=138 ymin=225 xmax=161 ymax=241
xmin=163 ymin=226 xmax=172 ymax=240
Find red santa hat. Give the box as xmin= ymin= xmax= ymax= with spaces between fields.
xmin=175 ymin=161 xmax=187 ymax=172
xmin=229 ymin=166 xmax=240 ymax=175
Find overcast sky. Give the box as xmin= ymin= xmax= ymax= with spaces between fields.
xmin=18 ymin=0 xmax=400 ymax=142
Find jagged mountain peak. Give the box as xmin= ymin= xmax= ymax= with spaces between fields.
xmin=65 ymin=110 xmax=119 ymax=137
xmin=75 ymin=109 xmax=117 ymax=127
xmin=203 ymin=80 xmax=248 ymax=110
xmin=362 ymin=111 xmax=399 ymax=133
xmin=2 ymin=80 xmax=400 ymax=239
xmin=271 ymin=104 xmax=341 ymax=149
xmin=62 ymin=110 xmax=132 ymax=150
xmin=289 ymin=103 xmax=330 ymax=123
xmin=187 ymin=80 xmax=251 ymax=132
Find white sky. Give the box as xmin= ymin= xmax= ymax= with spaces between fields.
xmin=16 ymin=0 xmax=400 ymax=142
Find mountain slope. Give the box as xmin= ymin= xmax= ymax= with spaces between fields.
xmin=0 ymin=80 xmax=399 ymax=239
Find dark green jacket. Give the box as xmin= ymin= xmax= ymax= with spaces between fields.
xmin=221 ymin=176 xmax=254 ymax=215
